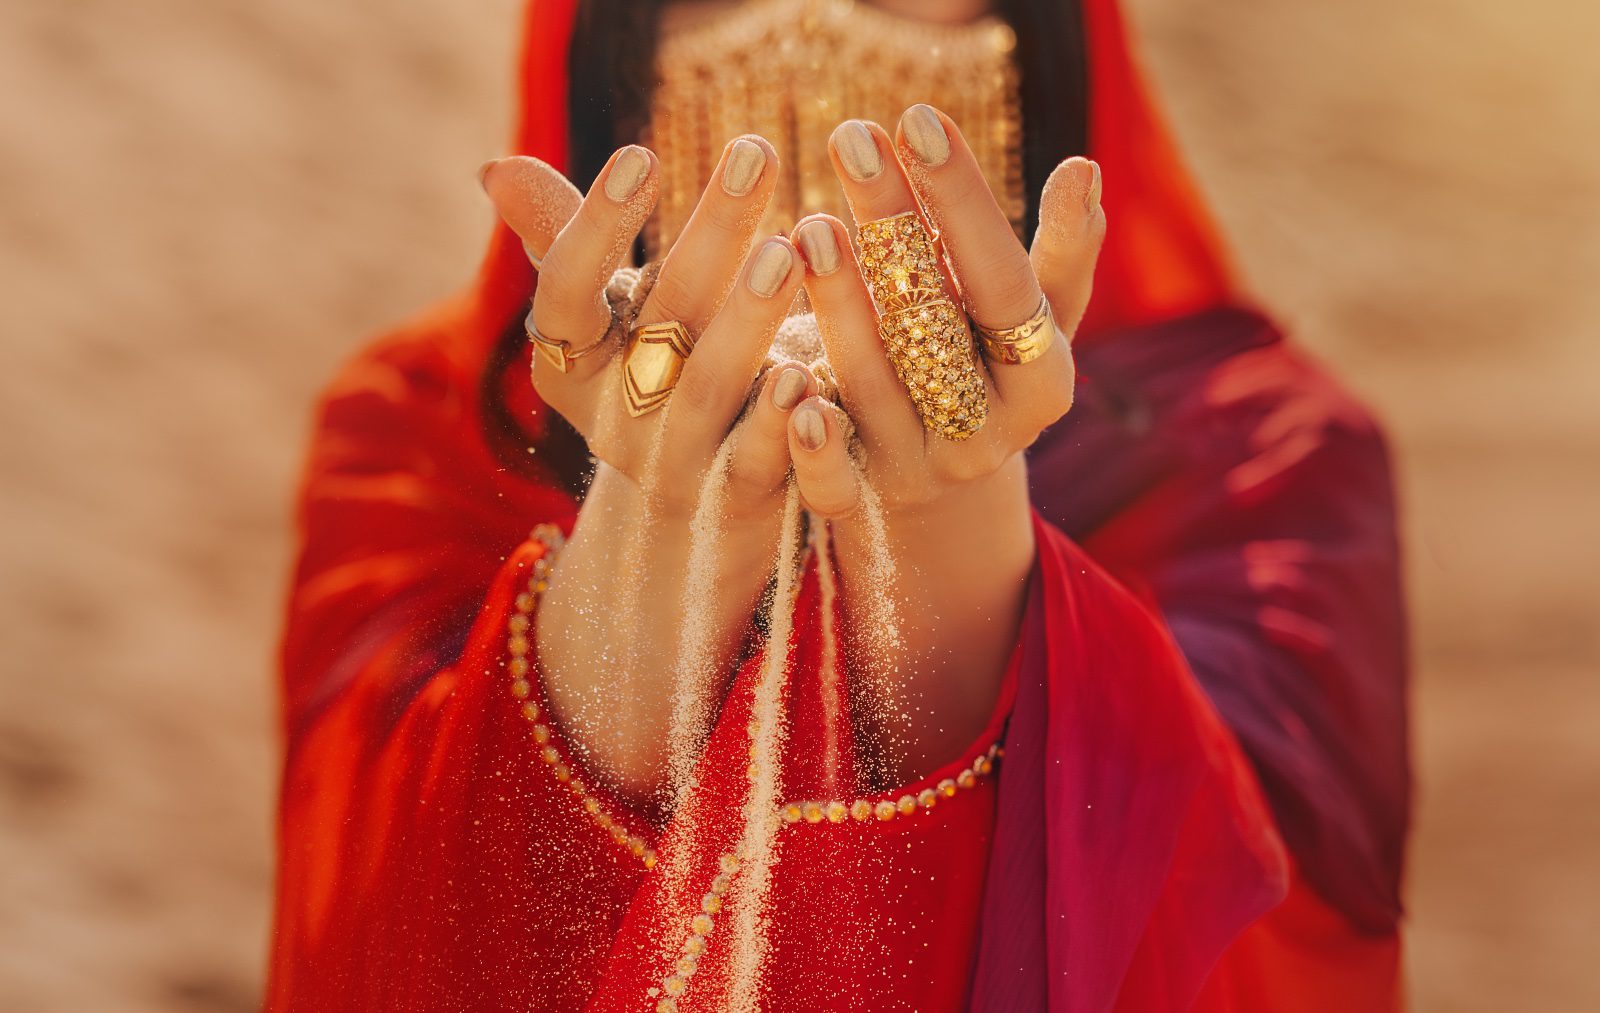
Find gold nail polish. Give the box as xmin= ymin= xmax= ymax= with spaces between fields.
xmin=833 ymin=121 xmax=883 ymax=182
xmin=793 ymin=402 xmax=827 ymax=451
xmin=477 ymin=159 xmax=500 ymax=190
xmin=1086 ymin=159 xmax=1103 ymax=212
xmin=796 ymin=220 xmax=841 ymax=276
xmin=721 ymin=138 xmax=766 ymax=197
xmin=748 ymin=240 xmax=792 ymax=298
xmin=901 ymin=105 xmax=950 ymax=167
xmin=773 ymin=366 xmax=809 ymax=411
xmin=605 ymin=145 xmax=651 ymax=202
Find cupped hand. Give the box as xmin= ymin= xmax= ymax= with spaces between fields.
xmin=481 ymin=137 xmax=809 ymax=523
xmin=480 ymin=141 xmax=827 ymax=802
xmin=786 ymin=106 xmax=1104 ymax=520
xmin=780 ymin=106 xmax=1105 ymax=780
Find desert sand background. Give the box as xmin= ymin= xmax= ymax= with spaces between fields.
xmin=1 ymin=0 xmax=1596 ymax=1009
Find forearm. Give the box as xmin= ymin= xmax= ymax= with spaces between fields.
xmin=535 ymin=463 xmax=779 ymax=801
xmin=835 ymin=453 xmax=1035 ymax=781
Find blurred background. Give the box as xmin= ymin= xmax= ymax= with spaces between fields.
xmin=1 ymin=0 xmax=1596 ymax=1009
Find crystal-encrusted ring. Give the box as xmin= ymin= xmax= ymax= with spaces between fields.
xmin=856 ymin=211 xmax=988 ymax=440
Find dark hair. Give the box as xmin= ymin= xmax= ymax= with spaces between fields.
xmin=486 ymin=0 xmax=1088 ymax=485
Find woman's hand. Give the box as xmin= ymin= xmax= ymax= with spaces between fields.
xmin=481 ymin=140 xmax=821 ymax=803
xmin=482 ymin=138 xmax=807 ymax=522
xmin=784 ymin=107 xmax=1105 ymax=780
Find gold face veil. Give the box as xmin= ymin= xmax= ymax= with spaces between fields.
xmin=644 ymin=0 xmax=1024 ymax=257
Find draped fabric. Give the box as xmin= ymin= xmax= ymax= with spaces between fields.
xmin=268 ymin=0 xmax=1408 ymax=1008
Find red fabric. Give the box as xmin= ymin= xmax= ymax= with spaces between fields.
xmin=268 ymin=0 xmax=1408 ymax=1008
xmin=1028 ymin=307 xmax=1410 ymax=934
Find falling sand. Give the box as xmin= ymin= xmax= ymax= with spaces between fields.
xmin=726 ymin=482 xmax=803 ymax=1010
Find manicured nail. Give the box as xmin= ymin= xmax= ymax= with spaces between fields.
xmin=604 ymin=145 xmax=651 ymax=202
xmin=773 ymin=366 xmax=809 ymax=411
xmin=793 ymin=401 xmax=827 ymax=451
xmin=522 ymin=240 xmax=544 ymax=270
xmin=721 ymin=138 xmax=766 ymax=197
xmin=477 ymin=159 xmax=500 ymax=190
xmin=832 ymin=121 xmax=883 ymax=182
xmin=901 ymin=105 xmax=950 ymax=167
xmin=748 ymin=239 xmax=793 ymax=298
xmin=1061 ymin=157 xmax=1102 ymax=212
xmin=796 ymin=220 xmax=841 ymax=276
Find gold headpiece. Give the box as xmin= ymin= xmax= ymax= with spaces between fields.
xmin=646 ymin=0 xmax=1023 ymax=255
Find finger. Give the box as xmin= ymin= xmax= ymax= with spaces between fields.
xmin=727 ymin=363 xmax=814 ymax=502
xmin=478 ymin=156 xmax=583 ymax=268
xmin=896 ymin=105 xmax=1072 ymax=432
xmin=788 ymin=397 xmax=860 ymax=520
xmin=662 ymin=237 xmax=804 ymax=465
xmin=830 ymin=120 xmax=1005 ymax=451
xmin=895 ymin=105 xmax=1042 ymax=341
xmin=636 ymin=135 xmax=779 ymax=336
xmin=1030 ymin=157 xmax=1107 ymax=336
xmin=528 ymin=145 xmax=659 ymax=379
xmin=793 ymin=214 xmax=920 ymax=447
xmin=829 ymin=120 xmax=933 ymax=242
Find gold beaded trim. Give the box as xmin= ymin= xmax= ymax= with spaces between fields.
xmin=650 ymin=851 xmax=742 ymax=1012
xmin=778 ymin=741 xmax=1003 ymax=826
xmin=508 ymin=524 xmax=657 ymax=870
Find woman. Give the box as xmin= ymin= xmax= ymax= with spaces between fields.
xmin=267 ymin=0 xmax=1409 ymax=1009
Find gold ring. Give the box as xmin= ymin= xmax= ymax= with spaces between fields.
xmin=622 ymin=319 xmax=695 ymax=417
xmin=973 ymin=297 xmax=1057 ymax=366
xmin=525 ymin=307 xmax=607 ymax=374
xmin=857 ymin=211 xmax=987 ymax=440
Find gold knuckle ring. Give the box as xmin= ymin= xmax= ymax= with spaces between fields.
xmin=622 ymin=318 xmax=694 ymax=417
xmin=973 ymin=296 xmax=1057 ymax=366
xmin=857 ymin=211 xmax=988 ymax=441
xmin=525 ymin=307 xmax=607 ymax=374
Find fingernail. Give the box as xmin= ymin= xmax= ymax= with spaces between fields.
xmin=1061 ymin=157 xmax=1102 ymax=213
xmin=748 ymin=239 xmax=793 ymax=298
xmin=901 ymin=105 xmax=950 ymax=167
xmin=773 ymin=366 xmax=809 ymax=411
xmin=477 ymin=158 xmax=500 ymax=191
xmin=522 ymin=240 xmax=543 ymax=270
xmin=793 ymin=401 xmax=827 ymax=451
xmin=721 ymin=138 xmax=766 ymax=197
xmin=832 ymin=121 xmax=883 ymax=182
xmin=796 ymin=220 xmax=841 ymax=276
xmin=604 ymin=145 xmax=651 ymax=202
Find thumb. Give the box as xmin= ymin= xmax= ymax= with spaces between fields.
xmin=1029 ymin=157 xmax=1106 ymax=337
xmin=479 ymin=156 xmax=584 ymax=267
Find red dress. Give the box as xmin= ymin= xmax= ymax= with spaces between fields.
xmin=267 ymin=0 xmax=1408 ymax=1008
